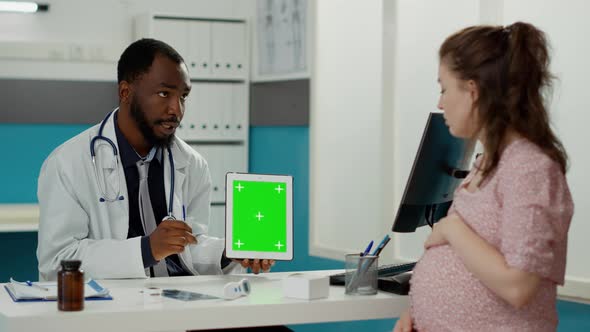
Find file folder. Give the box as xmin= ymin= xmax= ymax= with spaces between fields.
xmin=5 ymin=279 xmax=112 ymax=302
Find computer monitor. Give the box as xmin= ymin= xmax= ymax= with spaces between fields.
xmin=392 ymin=112 xmax=475 ymax=233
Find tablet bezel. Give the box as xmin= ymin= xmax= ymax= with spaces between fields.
xmin=224 ymin=172 xmax=294 ymax=260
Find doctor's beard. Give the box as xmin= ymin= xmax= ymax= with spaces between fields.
xmin=130 ymin=97 xmax=174 ymax=148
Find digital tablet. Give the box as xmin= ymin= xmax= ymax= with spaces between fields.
xmin=225 ymin=173 xmax=293 ymax=260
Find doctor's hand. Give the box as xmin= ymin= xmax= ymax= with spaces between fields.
xmin=233 ymin=259 xmax=275 ymax=274
xmin=150 ymin=220 xmax=197 ymax=261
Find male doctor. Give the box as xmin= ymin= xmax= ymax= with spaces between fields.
xmin=37 ymin=38 xmax=271 ymax=280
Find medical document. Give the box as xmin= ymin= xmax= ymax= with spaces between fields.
xmin=5 ymin=278 xmax=111 ymax=301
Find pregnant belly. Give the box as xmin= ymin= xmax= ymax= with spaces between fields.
xmin=410 ymin=245 xmax=510 ymax=330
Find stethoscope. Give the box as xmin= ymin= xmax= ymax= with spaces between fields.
xmin=90 ymin=109 xmax=177 ymax=220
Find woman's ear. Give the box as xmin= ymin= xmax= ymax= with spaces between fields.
xmin=467 ymin=80 xmax=479 ymax=104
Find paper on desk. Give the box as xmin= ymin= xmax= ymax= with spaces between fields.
xmin=6 ymin=278 xmax=110 ymax=300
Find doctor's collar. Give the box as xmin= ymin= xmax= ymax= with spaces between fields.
xmin=114 ymin=112 xmax=162 ymax=168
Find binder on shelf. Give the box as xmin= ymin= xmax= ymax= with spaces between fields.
xmin=210 ymin=23 xmax=224 ymax=77
xmin=195 ymin=83 xmax=212 ymax=140
xmin=207 ymin=83 xmax=220 ymax=140
xmin=152 ymin=19 xmax=189 ymax=59
xmin=219 ymin=83 xmax=233 ymax=139
xmin=231 ymin=84 xmax=247 ymax=140
xmin=188 ymin=21 xmax=211 ymax=78
xmin=180 ymin=90 xmax=196 ymax=141
xmin=228 ymin=23 xmax=247 ymax=78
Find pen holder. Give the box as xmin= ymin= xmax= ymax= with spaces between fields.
xmin=344 ymin=254 xmax=378 ymax=295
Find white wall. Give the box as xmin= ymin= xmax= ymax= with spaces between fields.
xmin=0 ymin=0 xmax=250 ymax=81
xmin=391 ymin=0 xmax=480 ymax=263
xmin=309 ymin=0 xmax=388 ymax=261
xmin=309 ymin=0 xmax=480 ymax=263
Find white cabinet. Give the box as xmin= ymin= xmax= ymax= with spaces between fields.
xmin=176 ymin=83 xmax=248 ymax=142
xmin=187 ymin=22 xmax=212 ymax=78
xmin=209 ymin=204 xmax=226 ymax=238
xmin=191 ymin=143 xmax=248 ymax=204
xmin=136 ymin=14 xmax=248 ymax=80
xmin=135 ymin=13 xmax=250 ymax=220
xmin=150 ymin=20 xmax=212 ymax=78
xmin=210 ymin=22 xmax=247 ymax=79
xmin=151 ymin=19 xmax=189 ymax=60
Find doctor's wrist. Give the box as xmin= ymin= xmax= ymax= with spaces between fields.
xmin=141 ymin=236 xmax=158 ymax=268
xmin=220 ymin=250 xmax=232 ymax=269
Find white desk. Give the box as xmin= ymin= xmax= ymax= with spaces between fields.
xmin=0 ymin=270 xmax=408 ymax=332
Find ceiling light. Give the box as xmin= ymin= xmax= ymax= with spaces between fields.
xmin=0 ymin=1 xmax=49 ymax=13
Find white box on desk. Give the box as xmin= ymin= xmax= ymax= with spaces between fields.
xmin=282 ymin=273 xmax=329 ymax=300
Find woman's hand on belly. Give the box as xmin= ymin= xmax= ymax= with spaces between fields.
xmin=431 ymin=213 xmax=543 ymax=309
xmin=424 ymin=213 xmax=463 ymax=249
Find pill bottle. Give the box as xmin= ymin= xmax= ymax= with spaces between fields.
xmin=57 ymin=259 xmax=84 ymax=311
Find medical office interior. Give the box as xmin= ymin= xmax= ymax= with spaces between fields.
xmin=1 ymin=0 xmax=590 ymax=331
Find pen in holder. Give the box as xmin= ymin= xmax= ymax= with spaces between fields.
xmin=344 ymin=253 xmax=378 ymax=295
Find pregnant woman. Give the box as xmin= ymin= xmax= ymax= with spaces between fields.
xmin=394 ymin=22 xmax=574 ymax=332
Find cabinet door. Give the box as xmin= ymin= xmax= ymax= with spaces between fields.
xmin=189 ymin=144 xmax=248 ymax=204
xmin=225 ymin=144 xmax=248 ymax=176
xmin=209 ymin=204 xmax=226 ymax=238
xmin=187 ymin=21 xmax=212 ymax=79
xmin=151 ymin=20 xmax=189 ymax=60
xmin=211 ymin=22 xmax=247 ymax=79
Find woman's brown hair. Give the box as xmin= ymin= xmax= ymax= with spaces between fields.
xmin=439 ymin=22 xmax=568 ymax=178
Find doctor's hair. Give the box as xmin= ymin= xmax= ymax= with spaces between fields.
xmin=439 ymin=21 xmax=568 ymax=179
xmin=117 ymin=38 xmax=185 ymax=84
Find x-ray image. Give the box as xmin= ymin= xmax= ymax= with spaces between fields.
xmin=257 ymin=0 xmax=307 ymax=76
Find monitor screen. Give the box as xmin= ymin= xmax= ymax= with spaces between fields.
xmin=392 ymin=112 xmax=475 ymax=233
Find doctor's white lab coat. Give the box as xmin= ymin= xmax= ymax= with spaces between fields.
xmin=37 ymin=110 xmax=243 ymax=281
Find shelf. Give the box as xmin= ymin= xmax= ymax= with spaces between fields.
xmin=0 ymin=223 xmax=39 ymax=232
xmin=0 ymin=204 xmax=39 ymax=232
xmin=0 ymin=203 xmax=227 ymax=233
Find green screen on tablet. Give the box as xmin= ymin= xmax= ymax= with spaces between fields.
xmin=225 ymin=173 xmax=293 ymax=260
